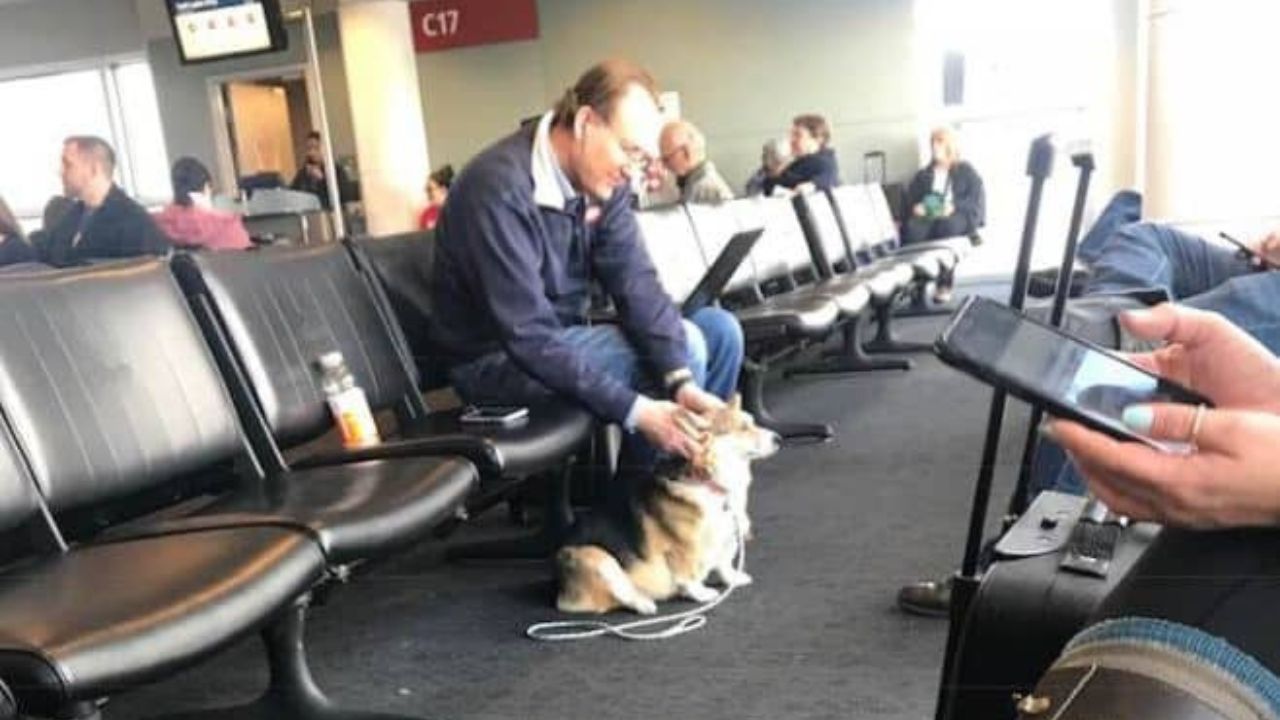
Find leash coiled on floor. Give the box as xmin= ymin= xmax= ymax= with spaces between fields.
xmin=525 ymin=520 xmax=746 ymax=642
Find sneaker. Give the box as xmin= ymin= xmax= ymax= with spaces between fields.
xmin=897 ymin=576 xmax=952 ymax=618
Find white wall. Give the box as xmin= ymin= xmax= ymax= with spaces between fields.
xmin=417 ymin=0 xmax=923 ymax=191
xmin=0 ymin=0 xmax=144 ymax=73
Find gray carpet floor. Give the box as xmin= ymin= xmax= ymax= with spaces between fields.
xmin=111 ymin=302 xmax=1034 ymax=720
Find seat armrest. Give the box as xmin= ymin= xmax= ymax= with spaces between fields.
xmin=293 ymin=435 xmax=503 ymax=478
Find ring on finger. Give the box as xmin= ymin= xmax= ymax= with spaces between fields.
xmin=1189 ymin=403 xmax=1207 ymax=449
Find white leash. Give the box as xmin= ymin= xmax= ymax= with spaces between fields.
xmin=525 ymin=520 xmax=746 ymax=642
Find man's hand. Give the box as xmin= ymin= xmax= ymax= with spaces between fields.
xmin=1119 ymin=304 xmax=1280 ymax=414
xmin=912 ymin=202 xmax=926 ymax=218
xmin=943 ymin=201 xmax=955 ymax=218
xmin=1253 ymin=228 xmax=1280 ymax=268
xmin=634 ymin=398 xmax=709 ymax=459
xmin=1048 ymin=406 xmax=1280 ymax=529
xmin=675 ymin=383 xmax=724 ymax=415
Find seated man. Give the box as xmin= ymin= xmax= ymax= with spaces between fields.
xmin=659 ymin=119 xmax=734 ymax=204
xmin=39 ymin=136 xmax=171 ymax=266
xmin=430 ymin=59 xmax=745 ymax=472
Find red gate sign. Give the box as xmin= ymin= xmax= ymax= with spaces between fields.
xmin=410 ymin=0 xmax=539 ymax=53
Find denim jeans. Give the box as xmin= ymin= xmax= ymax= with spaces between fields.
xmin=1033 ymin=221 xmax=1280 ymax=496
xmin=450 ymin=306 xmax=744 ymax=475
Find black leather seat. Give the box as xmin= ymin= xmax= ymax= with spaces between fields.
xmin=0 ymin=523 xmax=321 ymax=714
xmin=173 ymin=243 xmax=593 ymax=482
xmin=0 ymin=259 xmax=472 ymax=718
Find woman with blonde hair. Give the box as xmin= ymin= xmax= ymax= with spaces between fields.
xmin=904 ymin=126 xmax=985 ymax=301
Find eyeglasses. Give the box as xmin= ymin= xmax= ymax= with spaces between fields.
xmin=587 ymin=112 xmax=650 ymax=172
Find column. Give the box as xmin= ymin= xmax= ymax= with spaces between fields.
xmin=337 ymin=0 xmax=430 ymax=236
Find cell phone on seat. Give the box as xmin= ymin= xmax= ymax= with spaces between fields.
xmin=459 ymin=405 xmax=530 ymax=426
xmin=935 ymin=296 xmax=1211 ymax=451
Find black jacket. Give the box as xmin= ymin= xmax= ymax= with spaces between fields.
xmin=906 ymin=161 xmax=985 ymax=229
xmin=38 ymin=186 xmax=170 ymax=267
xmin=765 ymin=147 xmax=840 ymax=194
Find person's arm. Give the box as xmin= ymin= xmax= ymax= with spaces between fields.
xmin=906 ymin=167 xmax=930 ymax=213
xmin=951 ymin=163 xmax=985 ymax=228
xmin=453 ymin=185 xmax=639 ymax=424
xmin=589 ymin=188 xmax=689 ymax=381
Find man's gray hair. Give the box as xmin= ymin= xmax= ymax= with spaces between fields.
xmin=763 ymin=137 xmax=790 ymax=169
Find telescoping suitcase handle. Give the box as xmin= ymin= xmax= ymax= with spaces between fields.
xmin=863 ymin=151 xmax=887 ymax=185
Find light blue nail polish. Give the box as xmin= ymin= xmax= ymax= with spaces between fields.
xmin=1122 ymin=405 xmax=1154 ymax=433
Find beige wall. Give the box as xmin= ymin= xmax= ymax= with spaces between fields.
xmin=417 ymin=0 xmax=922 ymax=191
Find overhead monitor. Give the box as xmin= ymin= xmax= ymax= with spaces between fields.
xmin=168 ymin=0 xmax=289 ymax=65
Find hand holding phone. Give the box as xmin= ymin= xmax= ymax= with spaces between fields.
xmin=1220 ymin=232 xmax=1275 ymax=270
xmin=935 ymin=297 xmax=1211 ymax=451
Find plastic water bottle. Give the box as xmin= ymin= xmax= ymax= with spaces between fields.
xmin=316 ymin=352 xmax=381 ymax=449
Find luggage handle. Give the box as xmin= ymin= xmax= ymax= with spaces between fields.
xmin=863 ymin=151 xmax=887 ymax=184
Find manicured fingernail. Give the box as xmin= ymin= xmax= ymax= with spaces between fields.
xmin=1038 ymin=421 xmax=1057 ymax=441
xmin=1122 ymin=405 xmax=1153 ymax=433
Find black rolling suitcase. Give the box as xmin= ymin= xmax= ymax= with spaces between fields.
xmin=934 ymin=139 xmax=1158 ymax=720
xmin=947 ymin=493 xmax=1158 ymax=718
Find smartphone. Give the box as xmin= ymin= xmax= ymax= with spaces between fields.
xmin=935 ymin=296 xmax=1211 ymax=449
xmin=459 ymin=405 xmax=530 ymax=426
xmin=1220 ymin=232 xmax=1272 ymax=269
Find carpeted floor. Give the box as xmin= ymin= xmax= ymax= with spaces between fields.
xmin=111 ymin=303 xmax=1035 ymax=720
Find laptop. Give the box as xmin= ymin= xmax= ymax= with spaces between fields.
xmin=680 ymin=228 xmax=763 ymax=316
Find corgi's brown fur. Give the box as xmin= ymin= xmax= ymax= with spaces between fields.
xmin=556 ymin=397 xmax=780 ymax=615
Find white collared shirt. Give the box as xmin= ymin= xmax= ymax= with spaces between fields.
xmin=531 ymin=112 xmax=578 ymax=210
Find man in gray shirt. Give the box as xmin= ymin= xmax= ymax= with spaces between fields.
xmin=659 ymin=120 xmax=734 ymax=204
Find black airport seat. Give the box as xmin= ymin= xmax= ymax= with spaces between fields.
xmin=173 ymin=243 xmax=593 ymax=483
xmin=636 ymin=201 xmax=838 ymax=441
xmin=0 ymin=263 xmax=369 ymax=718
xmin=685 ymin=200 xmax=843 ymax=341
xmin=0 ymin=259 xmax=477 ymax=568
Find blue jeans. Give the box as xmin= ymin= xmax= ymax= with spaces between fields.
xmin=450 ymin=307 xmax=744 ymax=473
xmin=1033 ymin=221 xmax=1280 ymax=496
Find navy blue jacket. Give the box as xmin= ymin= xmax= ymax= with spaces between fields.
xmin=765 ymin=147 xmax=840 ymax=194
xmin=431 ymin=123 xmax=687 ymax=423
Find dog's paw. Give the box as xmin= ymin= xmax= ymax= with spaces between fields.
xmin=719 ymin=568 xmax=753 ymax=587
xmin=681 ymin=582 xmax=720 ymax=603
xmin=632 ymin=597 xmax=659 ymax=615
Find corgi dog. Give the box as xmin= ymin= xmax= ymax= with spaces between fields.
xmin=556 ymin=397 xmax=781 ymax=615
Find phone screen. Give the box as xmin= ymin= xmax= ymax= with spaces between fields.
xmin=461 ymin=406 xmax=529 ymax=424
xmin=942 ymin=298 xmax=1206 ymax=442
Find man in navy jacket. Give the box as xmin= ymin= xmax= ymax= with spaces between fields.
xmin=431 ymin=60 xmax=743 ymax=466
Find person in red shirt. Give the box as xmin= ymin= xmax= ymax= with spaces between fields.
xmin=417 ymin=164 xmax=453 ymax=231
xmin=153 ymin=157 xmax=251 ymax=251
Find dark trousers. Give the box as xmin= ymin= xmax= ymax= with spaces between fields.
xmin=903 ymin=213 xmax=973 ymax=245
xmin=1097 ymin=527 xmax=1280 ymax=672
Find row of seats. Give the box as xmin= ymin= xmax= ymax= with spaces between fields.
xmin=634 ymin=183 xmax=977 ymax=440
xmin=0 ymin=243 xmax=599 ymax=718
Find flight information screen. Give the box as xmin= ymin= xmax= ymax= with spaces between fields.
xmin=169 ymin=0 xmax=287 ymax=64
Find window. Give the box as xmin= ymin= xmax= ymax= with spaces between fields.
xmin=0 ymin=59 xmax=170 ymax=227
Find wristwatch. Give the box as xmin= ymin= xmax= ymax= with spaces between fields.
xmin=663 ymin=368 xmax=695 ymax=399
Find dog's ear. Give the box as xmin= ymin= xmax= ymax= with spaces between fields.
xmin=729 ymin=393 xmax=742 ymax=412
